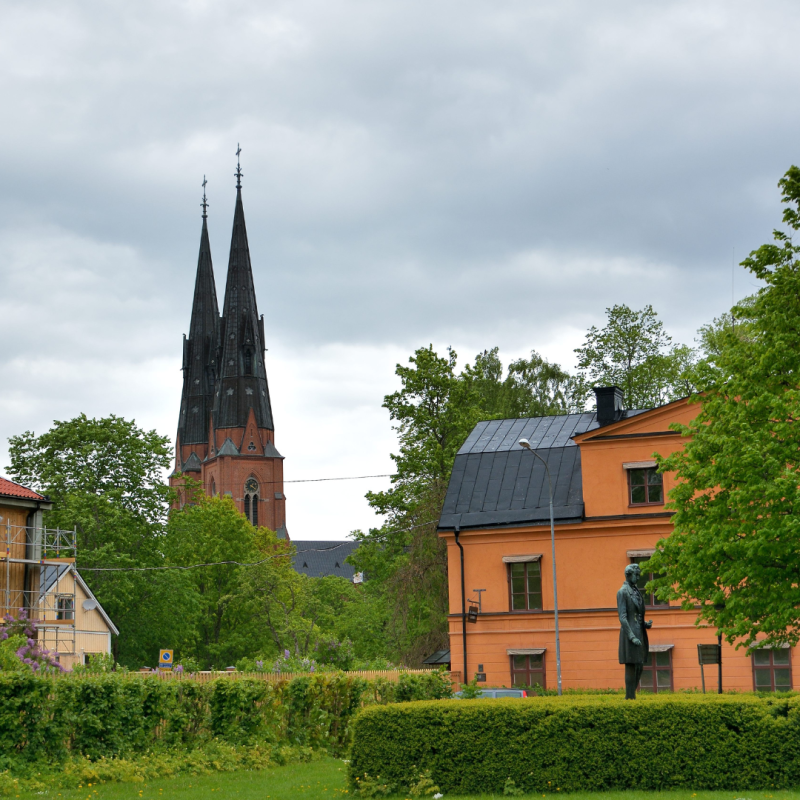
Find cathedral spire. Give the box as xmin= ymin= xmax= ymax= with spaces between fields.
xmin=177 ymin=179 xmax=220 ymax=447
xmin=213 ymin=151 xmax=274 ymax=431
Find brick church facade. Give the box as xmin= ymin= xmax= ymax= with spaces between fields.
xmin=170 ymin=164 xmax=288 ymax=538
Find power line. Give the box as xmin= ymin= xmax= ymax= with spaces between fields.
xmin=76 ymin=519 xmax=438 ymax=572
xmin=284 ymin=473 xmax=392 ymax=484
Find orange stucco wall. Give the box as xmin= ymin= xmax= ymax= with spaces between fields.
xmin=443 ymin=399 xmax=797 ymax=692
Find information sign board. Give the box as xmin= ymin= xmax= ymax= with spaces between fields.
xmin=697 ymin=644 xmax=721 ymax=665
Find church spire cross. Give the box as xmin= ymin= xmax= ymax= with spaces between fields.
xmin=235 ymin=144 xmax=243 ymax=189
xmin=201 ymin=175 xmax=208 ymax=219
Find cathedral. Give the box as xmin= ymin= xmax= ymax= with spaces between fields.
xmin=170 ymin=157 xmax=288 ymax=539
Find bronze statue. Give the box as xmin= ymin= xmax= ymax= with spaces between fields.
xmin=617 ymin=563 xmax=653 ymax=699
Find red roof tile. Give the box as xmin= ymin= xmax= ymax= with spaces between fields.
xmin=0 ymin=477 xmax=46 ymax=501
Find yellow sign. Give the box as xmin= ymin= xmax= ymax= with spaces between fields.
xmin=159 ymin=649 xmax=174 ymax=669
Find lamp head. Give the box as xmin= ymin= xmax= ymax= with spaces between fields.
xmin=518 ymin=439 xmax=531 ymax=449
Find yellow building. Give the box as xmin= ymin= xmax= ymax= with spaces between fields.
xmin=0 ymin=476 xmax=117 ymax=669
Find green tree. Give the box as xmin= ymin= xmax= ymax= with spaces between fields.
xmin=648 ymin=166 xmax=800 ymax=649
xmin=166 ymin=493 xmax=271 ymax=668
xmin=462 ymin=348 xmax=579 ymax=418
xmin=574 ymin=304 xmax=696 ymax=408
xmin=7 ymin=415 xmax=186 ymax=667
xmin=353 ymin=344 xmax=576 ymax=664
xmin=356 ymin=346 xmax=476 ymax=663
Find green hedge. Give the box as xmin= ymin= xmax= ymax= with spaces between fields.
xmin=0 ymin=669 xmax=451 ymax=768
xmin=348 ymin=694 xmax=800 ymax=792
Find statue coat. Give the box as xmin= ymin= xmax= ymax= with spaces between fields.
xmin=617 ymin=582 xmax=649 ymax=664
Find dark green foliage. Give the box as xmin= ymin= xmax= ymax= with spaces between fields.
xmin=648 ymin=167 xmax=800 ymax=648
xmin=573 ymin=304 xmax=696 ymax=409
xmin=355 ymin=345 xmax=577 ymax=664
xmin=0 ymin=670 xmax=451 ymax=770
xmin=348 ymin=695 xmax=800 ymax=793
xmin=6 ymin=415 xmax=188 ymax=669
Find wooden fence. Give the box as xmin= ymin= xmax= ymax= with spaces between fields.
xmin=111 ymin=668 xmax=448 ymax=684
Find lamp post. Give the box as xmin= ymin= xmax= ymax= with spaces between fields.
xmin=519 ymin=438 xmax=562 ymax=696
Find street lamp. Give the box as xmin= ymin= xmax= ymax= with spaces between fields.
xmin=519 ymin=438 xmax=562 ymax=696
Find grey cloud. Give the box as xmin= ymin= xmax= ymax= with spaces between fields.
xmin=1 ymin=0 xmax=797 ymax=535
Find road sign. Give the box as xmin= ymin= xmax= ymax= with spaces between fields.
xmin=159 ymin=649 xmax=174 ymax=670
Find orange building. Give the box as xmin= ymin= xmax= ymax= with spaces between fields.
xmin=437 ymin=386 xmax=795 ymax=693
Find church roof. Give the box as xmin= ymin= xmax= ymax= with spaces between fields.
xmin=177 ymin=215 xmax=220 ymax=445
xmin=213 ymin=186 xmax=275 ymax=432
xmin=263 ymin=441 xmax=284 ymax=459
xmin=182 ymin=452 xmax=202 ymax=472
xmin=291 ymin=540 xmax=359 ymax=579
xmin=217 ymin=437 xmax=240 ymax=457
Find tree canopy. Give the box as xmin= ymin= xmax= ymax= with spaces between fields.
xmin=648 ymin=166 xmax=800 ymax=649
xmin=7 ymin=415 xmax=187 ymax=666
xmin=574 ymin=304 xmax=695 ymax=408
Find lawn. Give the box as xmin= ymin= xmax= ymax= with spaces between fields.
xmin=14 ymin=758 xmax=800 ymax=800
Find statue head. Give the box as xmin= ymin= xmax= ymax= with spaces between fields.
xmin=625 ymin=563 xmax=641 ymax=583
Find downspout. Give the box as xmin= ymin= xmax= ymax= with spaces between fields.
xmin=454 ymin=524 xmax=467 ymax=684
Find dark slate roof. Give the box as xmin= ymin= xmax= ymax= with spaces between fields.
xmin=291 ymin=540 xmax=360 ymax=579
xmin=217 ymin=437 xmax=240 ymax=456
xmin=177 ymin=217 xmax=220 ymax=445
xmin=438 ymin=410 xmax=647 ymax=531
xmin=213 ymin=186 xmax=275 ymax=431
xmin=264 ymin=441 xmax=283 ymax=459
xmin=182 ymin=452 xmax=202 ymax=472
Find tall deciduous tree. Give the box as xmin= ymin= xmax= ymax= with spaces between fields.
xmin=7 ymin=415 xmax=186 ymax=667
xmin=353 ymin=344 xmax=576 ymax=663
xmin=574 ymin=304 xmax=696 ymax=408
xmin=166 ymin=492 xmax=271 ymax=668
xmin=648 ymin=166 xmax=800 ymax=649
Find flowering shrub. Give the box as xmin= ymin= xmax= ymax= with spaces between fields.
xmin=0 ymin=611 xmax=65 ymax=673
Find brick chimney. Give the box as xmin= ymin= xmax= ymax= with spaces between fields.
xmin=594 ymin=386 xmax=624 ymax=425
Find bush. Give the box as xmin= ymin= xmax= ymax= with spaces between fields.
xmin=0 ymin=669 xmax=451 ymax=770
xmin=348 ymin=694 xmax=800 ymax=792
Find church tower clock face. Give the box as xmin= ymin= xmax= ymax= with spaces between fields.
xmin=245 ymin=477 xmax=259 ymax=494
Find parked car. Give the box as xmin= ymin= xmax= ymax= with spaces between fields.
xmin=454 ymin=688 xmax=528 ymax=698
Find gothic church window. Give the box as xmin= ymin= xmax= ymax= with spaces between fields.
xmin=244 ymin=350 xmax=253 ymax=375
xmin=244 ymin=477 xmax=259 ymax=527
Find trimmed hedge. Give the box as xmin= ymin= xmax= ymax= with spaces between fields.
xmin=348 ymin=694 xmax=800 ymax=792
xmin=0 ymin=669 xmax=451 ymax=768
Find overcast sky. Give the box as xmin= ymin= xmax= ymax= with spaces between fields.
xmin=1 ymin=1 xmax=797 ymax=539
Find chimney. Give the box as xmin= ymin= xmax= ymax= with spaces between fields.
xmin=594 ymin=386 xmax=624 ymax=425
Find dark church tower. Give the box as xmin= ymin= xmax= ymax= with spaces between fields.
xmin=171 ymin=160 xmax=288 ymax=538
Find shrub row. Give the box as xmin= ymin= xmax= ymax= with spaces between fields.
xmin=0 ymin=669 xmax=451 ymax=767
xmin=348 ymin=693 xmax=800 ymax=792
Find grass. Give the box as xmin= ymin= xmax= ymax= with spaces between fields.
xmin=15 ymin=757 xmax=350 ymax=800
xmin=13 ymin=758 xmax=800 ymax=800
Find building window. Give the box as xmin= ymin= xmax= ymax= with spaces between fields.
xmin=510 ymin=653 xmax=545 ymax=689
xmin=628 ymin=468 xmax=663 ymax=505
xmin=210 ymin=479 xmax=216 ymax=497
xmin=752 ymin=648 xmax=793 ymax=692
xmin=244 ymin=477 xmax=259 ymax=527
xmin=56 ymin=596 xmax=74 ymax=621
xmin=639 ymin=649 xmax=672 ymax=693
xmin=508 ymin=561 xmax=542 ymax=611
xmin=630 ymin=556 xmax=668 ymax=607
xmin=244 ymin=350 xmax=253 ymax=375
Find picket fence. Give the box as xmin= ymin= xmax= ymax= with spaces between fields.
xmin=102 ymin=668 xmax=447 ymax=684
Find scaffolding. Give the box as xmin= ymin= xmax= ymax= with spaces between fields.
xmin=1 ymin=521 xmax=77 ymax=657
